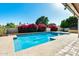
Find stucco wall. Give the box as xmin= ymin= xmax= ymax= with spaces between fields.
xmin=7 ymin=28 xmax=18 ymax=34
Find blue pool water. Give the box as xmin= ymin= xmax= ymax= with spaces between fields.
xmin=14 ymin=32 xmax=64 ymax=52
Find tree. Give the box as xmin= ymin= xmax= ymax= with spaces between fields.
xmin=5 ymin=23 xmax=16 ymax=28
xmin=19 ymin=22 xmax=22 ymax=25
xmin=60 ymin=20 xmax=69 ymax=28
xmin=66 ymin=16 xmax=78 ymax=28
xmin=60 ymin=16 xmax=78 ymax=28
xmin=35 ymin=16 xmax=49 ymax=25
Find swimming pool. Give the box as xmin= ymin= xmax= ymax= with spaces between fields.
xmin=14 ymin=32 xmax=64 ymax=52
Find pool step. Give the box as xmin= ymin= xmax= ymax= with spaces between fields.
xmin=49 ymin=37 xmax=55 ymax=41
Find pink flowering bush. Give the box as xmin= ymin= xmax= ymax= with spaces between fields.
xmin=48 ymin=25 xmax=58 ymax=31
xmin=27 ymin=24 xmax=38 ymax=32
xmin=18 ymin=24 xmax=38 ymax=33
xmin=18 ymin=24 xmax=28 ymax=33
xmin=37 ymin=24 xmax=47 ymax=32
xmin=18 ymin=23 xmax=58 ymax=33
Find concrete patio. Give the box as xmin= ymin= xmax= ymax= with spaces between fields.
xmin=0 ymin=33 xmax=78 ymax=56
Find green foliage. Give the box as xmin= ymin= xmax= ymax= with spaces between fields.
xmin=5 ymin=23 xmax=16 ymax=28
xmin=66 ymin=16 xmax=78 ymax=27
xmin=0 ymin=26 xmax=6 ymax=36
xmin=35 ymin=16 xmax=49 ymax=25
xmin=60 ymin=20 xmax=69 ymax=28
xmin=60 ymin=16 xmax=78 ymax=28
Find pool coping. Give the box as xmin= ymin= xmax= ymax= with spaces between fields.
xmin=7 ymin=31 xmax=70 ymax=35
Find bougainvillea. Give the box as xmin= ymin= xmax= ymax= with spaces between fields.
xmin=48 ymin=25 xmax=58 ymax=31
xmin=18 ymin=24 xmax=38 ymax=33
xmin=18 ymin=23 xmax=58 ymax=33
xmin=18 ymin=24 xmax=28 ymax=33
xmin=37 ymin=24 xmax=47 ymax=32
xmin=27 ymin=24 xmax=38 ymax=32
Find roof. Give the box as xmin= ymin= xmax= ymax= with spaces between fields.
xmin=62 ymin=3 xmax=79 ymax=17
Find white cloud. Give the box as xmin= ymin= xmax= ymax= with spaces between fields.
xmin=51 ymin=3 xmax=64 ymax=10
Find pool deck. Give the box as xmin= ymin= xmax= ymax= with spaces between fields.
xmin=0 ymin=33 xmax=78 ymax=56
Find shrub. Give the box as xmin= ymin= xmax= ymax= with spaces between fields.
xmin=18 ymin=24 xmax=38 ymax=33
xmin=48 ymin=25 xmax=58 ymax=31
xmin=18 ymin=24 xmax=28 ymax=33
xmin=27 ymin=24 xmax=38 ymax=32
xmin=37 ymin=24 xmax=47 ymax=32
xmin=5 ymin=23 xmax=16 ymax=28
xmin=0 ymin=26 xmax=6 ymax=36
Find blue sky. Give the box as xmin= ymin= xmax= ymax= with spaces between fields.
xmin=0 ymin=3 xmax=73 ymax=25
